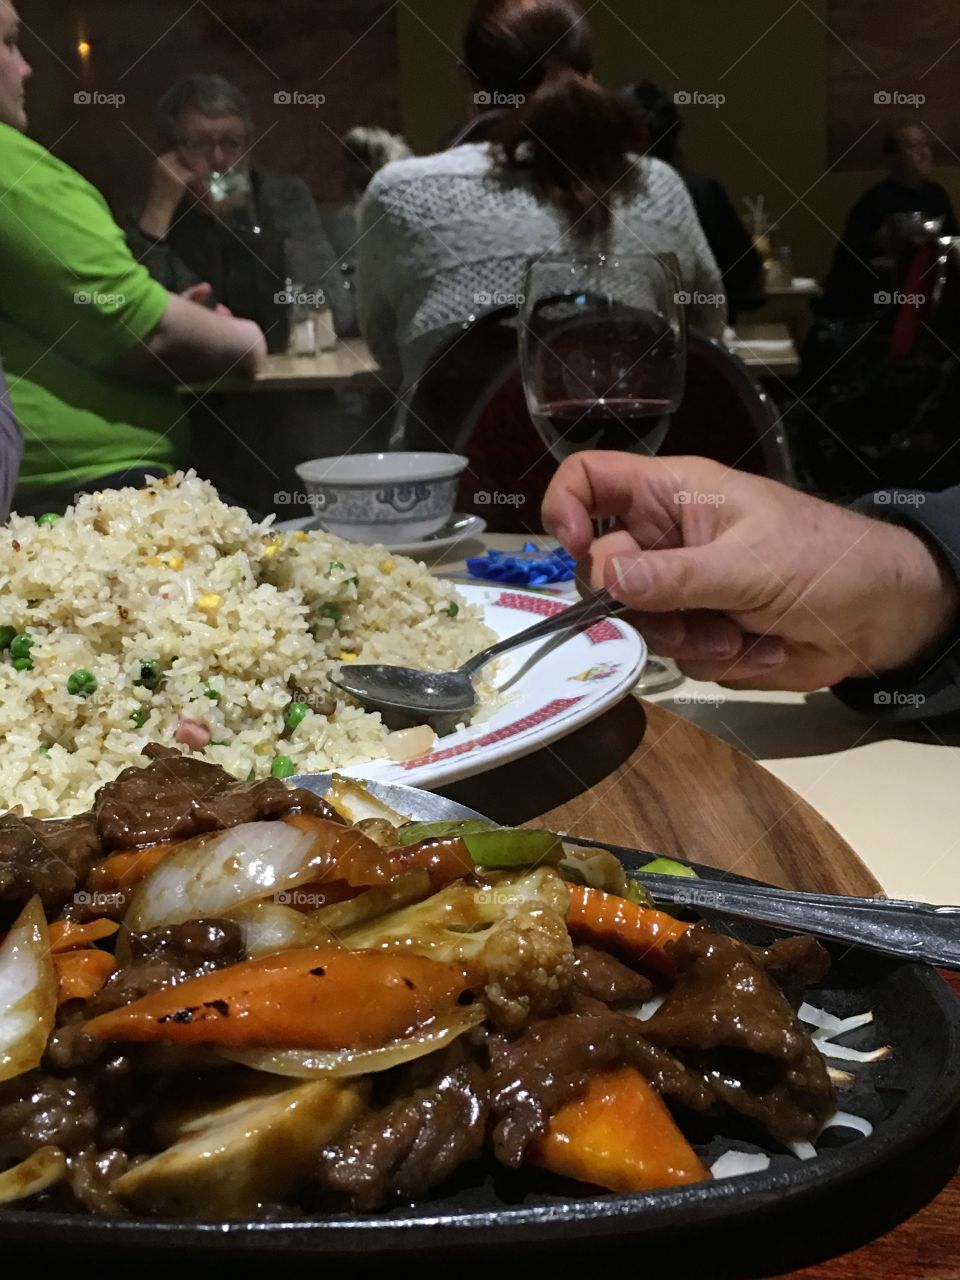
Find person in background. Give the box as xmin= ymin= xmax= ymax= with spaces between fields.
xmin=620 ymin=79 xmax=763 ymax=321
xmin=126 ymin=74 xmax=350 ymax=342
xmin=324 ymin=126 xmax=413 ymax=337
xmin=357 ymin=0 xmax=724 ymax=397
xmin=0 ymin=359 xmax=23 ymax=522
xmin=0 ymin=1 xmax=265 ymax=515
xmin=819 ymin=123 xmax=959 ymax=321
xmin=543 ymin=450 xmax=960 ymax=720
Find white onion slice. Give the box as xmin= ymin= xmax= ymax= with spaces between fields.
xmin=788 ymin=1140 xmax=818 ymax=1160
xmin=324 ymin=776 xmax=408 ymax=825
xmin=312 ymin=871 xmax=433 ymax=935
xmin=123 ymin=820 xmax=327 ymax=940
xmin=0 ymin=896 xmax=56 ymax=1084
xmin=623 ymin=994 xmax=666 ymax=1022
xmin=228 ymin=900 xmax=336 ymax=959
xmin=0 ymin=1146 xmax=66 ymax=1204
xmin=710 ymin=1150 xmax=771 ymax=1179
xmin=813 ymin=1040 xmax=891 ymax=1063
xmin=799 ymin=1003 xmax=874 ymax=1041
xmin=820 ymin=1110 xmax=874 ymax=1139
xmin=827 ymin=1067 xmax=855 ymax=1086
xmin=219 ymin=1005 xmax=485 ymax=1078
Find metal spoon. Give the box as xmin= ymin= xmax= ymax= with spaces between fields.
xmin=330 ymin=588 xmax=627 ymax=726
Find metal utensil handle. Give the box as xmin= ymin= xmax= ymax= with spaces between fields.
xmin=458 ymin=590 xmax=626 ymax=679
xmin=633 ymin=873 xmax=960 ymax=968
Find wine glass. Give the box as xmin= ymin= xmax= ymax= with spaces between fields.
xmin=519 ymin=251 xmax=687 ymax=693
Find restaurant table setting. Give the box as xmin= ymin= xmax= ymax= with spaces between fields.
xmin=4 ymin=251 xmax=959 ymax=1276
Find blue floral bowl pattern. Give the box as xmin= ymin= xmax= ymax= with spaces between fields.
xmin=295 ymin=453 xmax=467 ymax=545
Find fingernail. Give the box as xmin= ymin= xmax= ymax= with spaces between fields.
xmin=751 ymin=638 xmax=787 ymax=668
xmin=610 ymin=556 xmax=649 ymax=597
xmin=700 ymin=618 xmax=739 ymax=659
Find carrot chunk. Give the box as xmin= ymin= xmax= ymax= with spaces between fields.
xmin=566 ymin=884 xmax=689 ymax=981
xmin=529 ymin=1065 xmax=709 ymax=1193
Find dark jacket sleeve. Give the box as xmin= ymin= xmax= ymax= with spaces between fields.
xmin=262 ymin=173 xmax=351 ymax=337
xmin=937 ymin=184 xmax=960 ymax=238
xmin=124 ymin=211 xmax=202 ymax=294
xmin=832 ymin=487 xmax=960 ymax=720
xmin=684 ymin=173 xmax=763 ymax=309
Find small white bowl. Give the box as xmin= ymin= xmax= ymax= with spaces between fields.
xmin=295 ymin=453 xmax=468 ymax=544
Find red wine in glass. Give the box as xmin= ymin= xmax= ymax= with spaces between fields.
xmin=534 ymin=397 xmax=673 ymax=460
xmin=519 ymin=253 xmax=687 ymax=692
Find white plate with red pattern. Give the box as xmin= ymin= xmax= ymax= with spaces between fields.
xmin=341 ymin=583 xmax=646 ymax=790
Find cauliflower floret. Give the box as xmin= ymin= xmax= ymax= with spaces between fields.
xmin=480 ymin=904 xmax=574 ymax=1032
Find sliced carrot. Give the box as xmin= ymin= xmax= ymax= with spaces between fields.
xmin=82 ymin=947 xmax=477 ymax=1049
xmin=47 ymin=918 xmax=119 ymax=953
xmin=54 ymin=949 xmax=116 ymax=1005
xmin=566 ymin=884 xmax=689 ymax=982
xmin=86 ymin=841 xmax=182 ymax=896
xmin=529 ymin=1065 xmax=709 ymax=1193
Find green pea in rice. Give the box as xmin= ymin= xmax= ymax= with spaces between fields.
xmin=0 ymin=472 xmax=494 ymax=817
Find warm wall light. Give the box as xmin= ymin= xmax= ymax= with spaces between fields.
xmin=77 ymin=39 xmax=91 ymax=58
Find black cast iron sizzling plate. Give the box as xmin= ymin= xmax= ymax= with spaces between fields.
xmin=3 ymin=781 xmax=960 ymax=1257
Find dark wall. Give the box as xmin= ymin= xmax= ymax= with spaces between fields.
xmin=19 ymin=0 xmax=401 ymax=216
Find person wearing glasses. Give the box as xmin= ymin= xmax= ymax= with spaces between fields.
xmin=126 ymin=74 xmax=349 ymax=341
xmin=0 ymin=2 xmax=265 ymax=515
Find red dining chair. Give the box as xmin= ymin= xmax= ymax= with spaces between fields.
xmin=890 ymin=241 xmax=941 ymax=358
xmin=405 ymin=309 xmax=553 ymax=533
xmin=405 ymin=311 xmax=791 ymax=532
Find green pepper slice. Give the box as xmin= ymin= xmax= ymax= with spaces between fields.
xmin=462 ymin=828 xmax=563 ymax=868
xmin=641 ymin=857 xmax=699 ymax=878
xmin=395 ymin=819 xmax=495 ymax=846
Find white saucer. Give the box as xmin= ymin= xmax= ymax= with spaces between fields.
xmin=271 ymin=512 xmax=488 ymax=556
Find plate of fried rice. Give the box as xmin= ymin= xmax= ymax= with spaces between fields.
xmin=0 ymin=474 xmax=645 ymax=817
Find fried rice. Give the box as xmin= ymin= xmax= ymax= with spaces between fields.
xmin=0 ymin=472 xmax=493 ymax=817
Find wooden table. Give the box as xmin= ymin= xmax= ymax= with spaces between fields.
xmin=184 ymin=330 xmax=798 ymax=396
xmin=446 ymin=698 xmax=960 ymax=1279
xmin=181 ymin=337 xmax=380 ymax=393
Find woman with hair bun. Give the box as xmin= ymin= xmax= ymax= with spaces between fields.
xmin=357 ymin=0 xmax=724 ymax=397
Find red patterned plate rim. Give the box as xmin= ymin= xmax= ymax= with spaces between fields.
xmin=345 ymin=584 xmax=646 ymax=790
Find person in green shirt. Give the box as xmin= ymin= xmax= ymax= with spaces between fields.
xmin=0 ymin=1 xmax=267 ymax=513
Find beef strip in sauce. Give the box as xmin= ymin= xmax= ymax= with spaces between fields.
xmin=315 ymin=1045 xmax=490 ymax=1210
xmin=571 ymin=944 xmax=654 ymax=1007
xmin=642 ymin=924 xmax=835 ymax=1142
xmin=0 ymin=812 xmax=101 ymax=923
xmin=94 ymin=744 xmax=341 ymax=848
xmin=488 ymin=1006 xmax=714 ymax=1167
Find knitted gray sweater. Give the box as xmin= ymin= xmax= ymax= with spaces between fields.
xmin=357 ymin=143 xmax=726 ymax=392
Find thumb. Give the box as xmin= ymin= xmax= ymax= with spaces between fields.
xmin=182 ymin=282 xmax=213 ymax=305
xmin=607 ymin=543 xmax=756 ymax=615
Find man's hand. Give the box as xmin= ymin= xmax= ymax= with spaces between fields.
xmin=139 ymin=151 xmax=203 ymax=240
xmin=180 ymin=282 xmax=232 ymax=316
xmin=542 ymin=453 xmax=958 ymax=691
